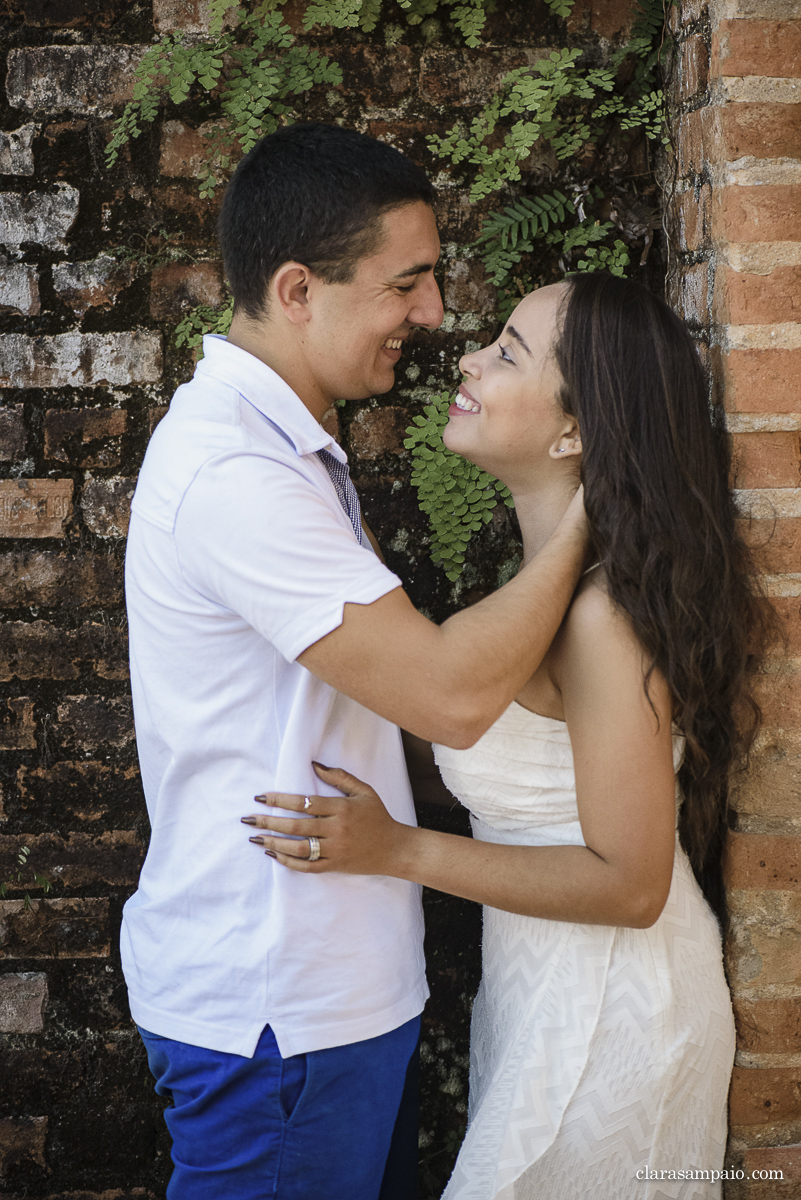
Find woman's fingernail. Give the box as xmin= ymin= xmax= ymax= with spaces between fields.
xmin=312 ymin=761 xmax=331 ymax=770
xmin=248 ymin=835 xmax=265 ymax=845
xmin=264 ymin=849 xmax=277 ymax=859
xmin=241 ymin=816 xmax=258 ymax=826
xmin=254 ymin=794 xmax=270 ymax=803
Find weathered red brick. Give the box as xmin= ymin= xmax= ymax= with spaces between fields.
xmin=730 ymin=1066 xmax=801 ymax=1127
xmin=0 ymin=832 xmax=143 ymax=890
xmin=350 ymin=408 xmax=410 ymax=460
xmin=720 ymin=349 xmax=801 ymax=413
xmin=0 ymin=898 xmax=110 ymax=958
xmin=725 ymin=832 xmax=800 ymax=889
xmin=568 ymin=0 xmax=636 ymax=37
xmin=0 ymin=973 xmax=48 ymax=1033
xmin=0 ymin=265 xmax=40 ymax=315
xmin=0 ymin=406 xmax=26 ymax=463
xmin=0 ymin=551 xmax=122 ymax=608
xmin=713 ymin=19 xmax=801 ymax=79
xmin=52 ymin=256 xmax=137 ymax=316
xmin=150 ymin=262 xmax=225 ymax=321
xmin=718 ymin=103 xmax=801 ymax=161
xmin=0 ymin=698 xmax=36 ymax=751
xmin=0 ymin=479 xmax=73 ymax=538
xmin=751 ymin=660 xmax=801 ymax=728
xmin=734 ymin=997 xmax=801 ymax=1055
xmin=743 ymin=1146 xmax=801 ymax=1184
xmin=0 ymin=1117 xmax=47 ymax=1175
xmin=44 ymin=408 xmax=126 ymax=469
xmin=676 ymin=260 xmax=709 ymax=326
xmin=154 ymin=0 xmax=210 ymax=33
xmin=0 ymin=332 xmax=162 ymax=389
xmin=677 ymin=107 xmax=714 ymax=178
xmin=54 ymin=695 xmax=134 ymax=752
xmin=6 ymin=46 xmax=146 ymax=116
xmin=716 ymin=264 xmax=801 ymax=325
xmin=80 ymin=477 xmax=135 ymax=538
xmin=717 ymin=186 xmax=801 ymax=244
xmin=731 ymin=431 xmax=801 ymax=489
xmin=0 ymin=124 xmax=36 ymax=175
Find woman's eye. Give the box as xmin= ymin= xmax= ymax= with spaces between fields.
xmin=498 ymin=344 xmax=513 ymax=363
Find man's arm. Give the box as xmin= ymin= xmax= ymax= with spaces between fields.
xmin=299 ymin=489 xmax=587 ymax=747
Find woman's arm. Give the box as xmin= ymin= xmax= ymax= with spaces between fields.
xmin=401 ymin=729 xmax=460 ymax=809
xmin=247 ymin=586 xmax=677 ymax=928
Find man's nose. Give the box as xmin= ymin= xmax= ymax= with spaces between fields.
xmin=410 ymin=274 xmax=444 ymax=331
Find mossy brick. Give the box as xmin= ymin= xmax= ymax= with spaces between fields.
xmin=0 ymin=407 xmax=27 ymax=462
xmin=674 ymin=184 xmax=711 ymax=252
xmin=44 ymin=408 xmax=126 ymax=469
xmin=350 ymin=407 xmax=411 ymax=461
xmin=0 ymin=621 xmax=127 ymax=683
xmin=0 ymin=551 xmax=122 ymax=609
xmin=12 ymin=0 xmax=133 ymax=27
xmin=53 ymin=695 xmax=134 ymax=753
xmin=0 ymin=1118 xmax=47 ymax=1176
xmin=713 ymin=19 xmax=801 ymax=78
xmin=0 ymin=699 xmax=35 ymax=751
xmin=0 ymin=265 xmax=40 ymax=317
xmin=0 ymin=899 xmax=110 ymax=959
xmin=17 ymin=761 xmax=142 ymax=830
xmin=6 ymin=46 xmax=147 ymax=117
xmin=0 ymin=333 xmax=161 ymax=389
xmin=80 ymin=478 xmax=136 ymax=538
xmin=0 ymin=973 xmax=47 ymax=1033
xmin=149 ymin=262 xmax=225 ymax=321
xmin=418 ymin=47 xmax=533 ymax=107
xmin=0 ymin=125 xmax=36 ymax=175
xmin=0 ymin=831 xmax=143 ymax=891
xmin=52 ymin=257 xmax=137 ymax=316
xmin=0 ymin=480 xmax=73 ymax=539
xmin=0 ymin=187 xmax=78 ymax=248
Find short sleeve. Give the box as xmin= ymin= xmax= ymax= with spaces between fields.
xmin=174 ymin=450 xmax=402 ymax=661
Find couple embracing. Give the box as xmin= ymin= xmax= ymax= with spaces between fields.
xmin=122 ymin=123 xmax=762 ymax=1200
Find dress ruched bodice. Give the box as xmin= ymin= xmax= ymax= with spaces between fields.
xmin=432 ymin=703 xmax=735 ymax=1200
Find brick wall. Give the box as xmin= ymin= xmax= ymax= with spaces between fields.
xmin=671 ymin=0 xmax=801 ymax=1194
xmin=1 ymin=0 xmax=798 ymax=1195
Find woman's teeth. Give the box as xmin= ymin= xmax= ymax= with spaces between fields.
xmin=455 ymin=392 xmax=481 ymax=413
xmin=384 ymin=338 xmax=403 ymax=350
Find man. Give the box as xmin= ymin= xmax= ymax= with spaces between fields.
xmin=122 ymin=123 xmax=586 ymax=1200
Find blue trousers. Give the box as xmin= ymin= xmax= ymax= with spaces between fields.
xmin=139 ymin=1016 xmax=420 ymax=1200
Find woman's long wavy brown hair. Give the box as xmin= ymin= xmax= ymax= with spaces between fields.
xmin=553 ymin=271 xmax=772 ymax=925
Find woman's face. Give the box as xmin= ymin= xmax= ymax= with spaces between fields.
xmin=443 ymin=283 xmax=579 ymax=488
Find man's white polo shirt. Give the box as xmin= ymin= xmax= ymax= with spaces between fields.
xmin=121 ymin=335 xmax=428 ymax=1058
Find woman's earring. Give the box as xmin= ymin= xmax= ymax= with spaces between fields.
xmin=557 ymin=447 xmax=566 ymax=453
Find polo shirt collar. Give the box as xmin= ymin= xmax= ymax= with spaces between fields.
xmin=196 ymin=334 xmax=344 ymax=461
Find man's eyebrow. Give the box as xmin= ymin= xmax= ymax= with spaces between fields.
xmin=390 ymin=261 xmax=437 ymax=280
xmin=506 ymin=325 xmax=532 ymax=356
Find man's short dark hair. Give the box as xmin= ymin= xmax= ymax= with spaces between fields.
xmin=218 ymin=123 xmax=436 ymax=318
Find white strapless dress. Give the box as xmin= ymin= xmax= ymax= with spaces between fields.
xmin=433 ymin=702 xmax=735 ymax=1200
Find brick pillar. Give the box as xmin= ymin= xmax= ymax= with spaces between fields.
xmin=672 ymin=1 xmax=801 ymax=1194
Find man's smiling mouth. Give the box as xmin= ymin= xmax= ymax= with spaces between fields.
xmin=383 ymin=338 xmax=403 ymax=350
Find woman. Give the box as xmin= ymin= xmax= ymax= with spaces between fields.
xmin=244 ymin=273 xmax=767 ymax=1198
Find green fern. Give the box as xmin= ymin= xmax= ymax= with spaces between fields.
xmin=174 ymin=297 xmax=235 ymax=354
xmin=404 ymin=393 xmax=513 ymax=582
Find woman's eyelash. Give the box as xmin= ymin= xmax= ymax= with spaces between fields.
xmin=498 ymin=344 xmax=513 ymax=362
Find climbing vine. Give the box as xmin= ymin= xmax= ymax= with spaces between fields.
xmin=107 ymin=0 xmax=671 ymax=581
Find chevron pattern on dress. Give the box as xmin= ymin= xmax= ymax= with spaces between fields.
xmin=433 ymin=703 xmax=735 ymax=1200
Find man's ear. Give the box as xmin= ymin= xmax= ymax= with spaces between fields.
xmin=271 ymin=262 xmax=313 ymax=326
xmin=550 ymin=421 xmax=582 ymax=460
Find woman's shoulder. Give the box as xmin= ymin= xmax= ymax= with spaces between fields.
xmin=555 ymin=567 xmax=647 ymax=670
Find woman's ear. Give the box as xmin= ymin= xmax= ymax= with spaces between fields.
xmin=271 ymin=262 xmax=312 ymax=325
xmin=550 ymin=422 xmax=582 ymax=460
